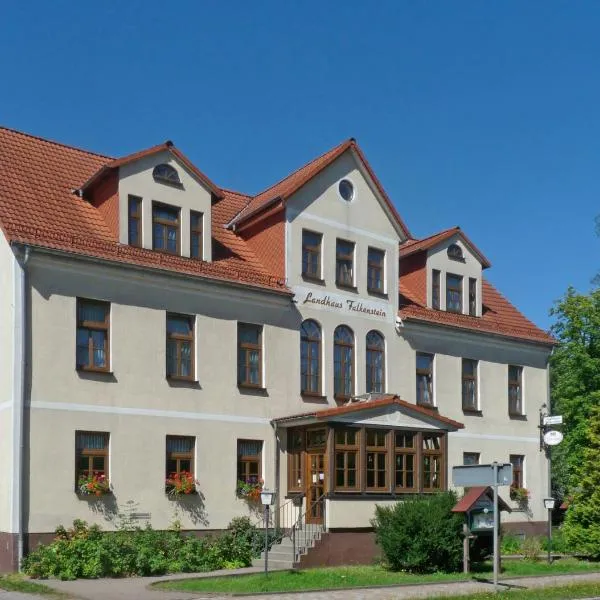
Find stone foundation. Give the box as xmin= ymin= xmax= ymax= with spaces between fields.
xmin=503 ymin=521 xmax=547 ymax=537
xmin=299 ymin=529 xmax=381 ymax=568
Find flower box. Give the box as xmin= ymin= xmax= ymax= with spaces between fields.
xmin=510 ymin=486 xmax=530 ymax=503
xmin=236 ymin=478 xmax=263 ymax=502
xmin=77 ymin=473 xmax=111 ymax=497
xmin=165 ymin=471 xmax=199 ymax=496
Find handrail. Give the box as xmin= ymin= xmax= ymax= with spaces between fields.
xmin=291 ymin=493 xmax=326 ymax=564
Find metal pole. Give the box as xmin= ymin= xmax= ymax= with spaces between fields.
xmin=493 ymin=462 xmax=499 ymax=593
xmin=264 ymin=505 xmax=269 ymax=577
xmin=547 ymin=445 xmax=552 ymax=564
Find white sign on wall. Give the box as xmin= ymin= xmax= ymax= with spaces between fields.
xmin=293 ymin=285 xmax=393 ymax=322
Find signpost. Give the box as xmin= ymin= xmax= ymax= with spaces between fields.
xmin=453 ymin=463 xmax=512 ymax=593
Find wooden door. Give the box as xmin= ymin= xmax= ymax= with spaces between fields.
xmin=305 ymin=452 xmax=326 ymax=524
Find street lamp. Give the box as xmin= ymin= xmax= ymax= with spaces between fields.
xmin=544 ymin=497 xmax=556 ymax=564
xmin=261 ymin=489 xmax=276 ymax=576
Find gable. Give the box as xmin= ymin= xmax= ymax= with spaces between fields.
xmin=330 ymin=404 xmax=441 ymax=430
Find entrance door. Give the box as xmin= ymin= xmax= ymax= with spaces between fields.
xmin=305 ymin=452 xmax=326 ymax=524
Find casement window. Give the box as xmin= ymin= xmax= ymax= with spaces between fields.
xmin=334 ymin=325 xmax=354 ymax=399
xmin=446 ymin=273 xmax=463 ymax=313
xmin=287 ymin=430 xmax=304 ymax=492
xmin=301 ymin=320 xmax=321 ymax=395
xmin=508 ymin=365 xmax=523 ymax=415
xmin=469 ymin=278 xmax=477 ymax=316
xmin=166 ymin=314 xmax=195 ymax=380
xmin=432 ymin=269 xmax=441 ymax=310
xmin=366 ymin=330 xmax=385 ymax=394
xmin=395 ymin=431 xmax=416 ymax=492
xmin=422 ymin=433 xmax=444 ymax=492
xmin=237 ymin=439 xmax=262 ymax=484
xmin=76 ymin=431 xmax=109 ymax=485
xmin=190 ymin=211 xmax=203 ymax=259
xmin=166 ymin=435 xmax=194 ymax=478
xmin=367 ymin=247 xmax=385 ymax=293
xmin=128 ymin=195 xmax=142 ymax=247
xmin=365 ymin=429 xmax=388 ymax=491
xmin=463 ymin=452 xmax=480 ymax=466
xmin=302 ymin=230 xmax=322 ymax=280
xmin=336 ymin=239 xmax=355 ymax=287
xmin=152 ymin=202 xmax=180 ymax=254
xmin=462 ymin=359 xmax=478 ymax=411
xmin=510 ymin=454 xmax=524 ymax=488
xmin=416 ymin=352 xmax=434 ymax=407
xmin=335 ymin=428 xmax=360 ymax=490
xmin=76 ymin=299 xmax=110 ymax=372
xmin=238 ymin=323 xmax=263 ymax=388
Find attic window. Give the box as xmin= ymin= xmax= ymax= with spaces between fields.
xmin=153 ymin=164 xmax=181 ymax=185
xmin=447 ymin=244 xmax=464 ymax=261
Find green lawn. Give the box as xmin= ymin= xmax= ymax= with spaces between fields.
xmin=154 ymin=558 xmax=600 ymax=595
xmin=0 ymin=573 xmax=68 ymax=597
xmin=427 ymin=581 xmax=600 ymax=600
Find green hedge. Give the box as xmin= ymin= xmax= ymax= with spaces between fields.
xmin=22 ymin=517 xmax=276 ymax=580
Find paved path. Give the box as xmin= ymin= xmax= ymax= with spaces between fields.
xmin=40 ymin=570 xmax=600 ymax=600
xmin=0 ymin=592 xmax=46 ymax=600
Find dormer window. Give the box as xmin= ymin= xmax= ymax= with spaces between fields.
xmin=153 ymin=163 xmax=181 ymax=186
xmin=447 ymin=244 xmax=464 ymax=261
xmin=446 ymin=274 xmax=463 ymax=313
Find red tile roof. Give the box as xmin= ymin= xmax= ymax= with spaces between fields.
xmin=452 ymin=486 xmax=512 ymax=513
xmin=230 ymin=139 xmax=412 ymax=239
xmin=400 ymin=226 xmax=491 ymax=268
xmin=273 ymin=394 xmax=464 ymax=430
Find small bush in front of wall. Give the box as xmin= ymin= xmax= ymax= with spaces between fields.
xmin=21 ymin=517 xmax=265 ymax=580
xmin=500 ymin=533 xmax=523 ymax=554
xmin=372 ymin=492 xmax=463 ymax=573
xmin=520 ymin=536 xmax=543 ymax=561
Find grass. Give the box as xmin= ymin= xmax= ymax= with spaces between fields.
xmin=154 ymin=558 xmax=600 ymax=595
xmin=0 ymin=573 xmax=68 ymax=597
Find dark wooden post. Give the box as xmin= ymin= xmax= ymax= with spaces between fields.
xmin=463 ymin=520 xmax=471 ymax=573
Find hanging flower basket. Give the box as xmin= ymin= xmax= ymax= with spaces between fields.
xmin=165 ymin=471 xmax=199 ymax=496
xmin=510 ymin=486 xmax=530 ymax=503
xmin=77 ymin=473 xmax=111 ymax=496
xmin=236 ymin=478 xmax=263 ymax=502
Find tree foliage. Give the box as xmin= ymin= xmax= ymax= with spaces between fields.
xmin=549 ymin=287 xmax=600 ymax=500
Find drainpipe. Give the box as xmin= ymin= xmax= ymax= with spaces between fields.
xmin=11 ymin=245 xmax=29 ymax=570
xmin=272 ymin=421 xmax=280 ymax=530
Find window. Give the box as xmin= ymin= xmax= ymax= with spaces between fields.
xmin=302 ymin=230 xmax=322 ymax=280
xmin=338 ymin=179 xmax=354 ymax=201
xmin=190 ymin=211 xmax=203 ymax=259
xmin=237 ymin=439 xmax=262 ymax=484
xmin=166 ymin=435 xmax=194 ymax=481
xmin=366 ymin=331 xmax=385 ymax=393
xmin=367 ymin=248 xmax=385 ymax=293
xmin=366 ymin=429 xmax=388 ymax=491
xmin=508 ymin=365 xmax=523 ymax=415
xmin=335 ymin=428 xmax=359 ymax=490
xmin=288 ymin=430 xmax=304 ymax=491
xmin=462 ymin=359 xmax=478 ymax=411
xmin=152 ymin=203 xmax=180 ymax=254
xmin=469 ymin=278 xmax=477 ymax=316
xmin=432 ymin=269 xmax=441 ymax=310
xmin=238 ymin=323 xmax=263 ymax=387
xmin=395 ymin=431 xmax=416 ymax=491
xmin=76 ymin=431 xmax=109 ymax=489
xmin=301 ymin=320 xmax=321 ymax=395
xmin=422 ymin=433 xmax=443 ymax=491
xmin=446 ymin=274 xmax=463 ymax=313
xmin=463 ymin=452 xmax=480 ymax=466
xmin=334 ymin=325 xmax=354 ymax=399
xmin=128 ymin=196 xmax=142 ymax=247
xmin=166 ymin=314 xmax=194 ymax=380
xmin=416 ymin=352 xmax=434 ymax=406
xmin=336 ymin=239 xmax=355 ymax=287
xmin=447 ymin=243 xmax=464 ymax=260
xmin=76 ymin=299 xmax=110 ymax=372
xmin=153 ymin=163 xmax=181 ymax=185
xmin=510 ymin=454 xmax=524 ymax=489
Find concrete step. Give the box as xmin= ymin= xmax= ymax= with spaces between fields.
xmin=252 ymin=558 xmax=295 ymax=570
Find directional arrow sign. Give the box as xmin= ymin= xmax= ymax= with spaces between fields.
xmin=543 ymin=415 xmax=563 ymax=426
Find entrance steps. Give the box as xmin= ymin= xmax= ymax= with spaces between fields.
xmin=252 ymin=525 xmax=324 ymax=570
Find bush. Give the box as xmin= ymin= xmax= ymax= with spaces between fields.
xmin=521 ymin=536 xmax=543 ymax=561
xmin=372 ymin=492 xmax=463 ymax=573
xmin=501 ymin=533 xmax=523 ymax=554
xmin=22 ymin=518 xmax=266 ymax=580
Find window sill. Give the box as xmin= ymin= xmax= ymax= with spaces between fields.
xmin=416 ymin=403 xmax=437 ymax=411
xmin=238 ymin=383 xmax=267 ymax=392
xmin=509 ymin=412 xmax=527 ymax=420
xmin=328 ymin=490 xmax=443 ymax=500
xmin=76 ymin=366 xmax=113 ymax=375
xmin=167 ymin=375 xmax=197 ymax=383
xmin=336 ymin=282 xmax=358 ymax=293
xmin=152 ymin=247 xmax=180 ymax=256
xmin=302 ymin=274 xmax=325 ymax=285
xmin=367 ymin=290 xmax=388 ymax=299
xmin=462 ymin=408 xmax=483 ymax=416
xmin=301 ymin=392 xmax=327 ymax=401
xmin=76 ymin=491 xmax=112 ymax=499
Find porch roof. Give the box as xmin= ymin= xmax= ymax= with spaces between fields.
xmin=273 ymin=394 xmax=464 ymax=431
xmin=452 ymin=486 xmax=512 ymax=513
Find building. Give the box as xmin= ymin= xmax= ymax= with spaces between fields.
xmin=0 ymin=127 xmax=554 ymax=571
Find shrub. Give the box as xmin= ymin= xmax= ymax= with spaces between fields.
xmin=521 ymin=536 xmax=543 ymax=561
xmin=501 ymin=533 xmax=523 ymax=554
xmin=372 ymin=492 xmax=463 ymax=573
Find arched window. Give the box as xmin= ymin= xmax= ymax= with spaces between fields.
xmin=153 ymin=163 xmax=181 ymax=185
xmin=301 ymin=320 xmax=321 ymax=395
xmin=447 ymin=243 xmax=464 ymax=261
xmin=366 ymin=331 xmax=385 ymax=393
xmin=334 ymin=325 xmax=354 ymax=399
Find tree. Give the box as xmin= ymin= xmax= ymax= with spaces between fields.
xmin=549 ymin=287 xmax=600 ymax=500
xmin=562 ymin=404 xmax=600 ymax=557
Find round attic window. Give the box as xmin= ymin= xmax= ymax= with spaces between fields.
xmin=338 ymin=179 xmax=355 ymax=202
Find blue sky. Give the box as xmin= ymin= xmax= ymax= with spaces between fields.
xmin=2 ymin=1 xmax=599 ymax=331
